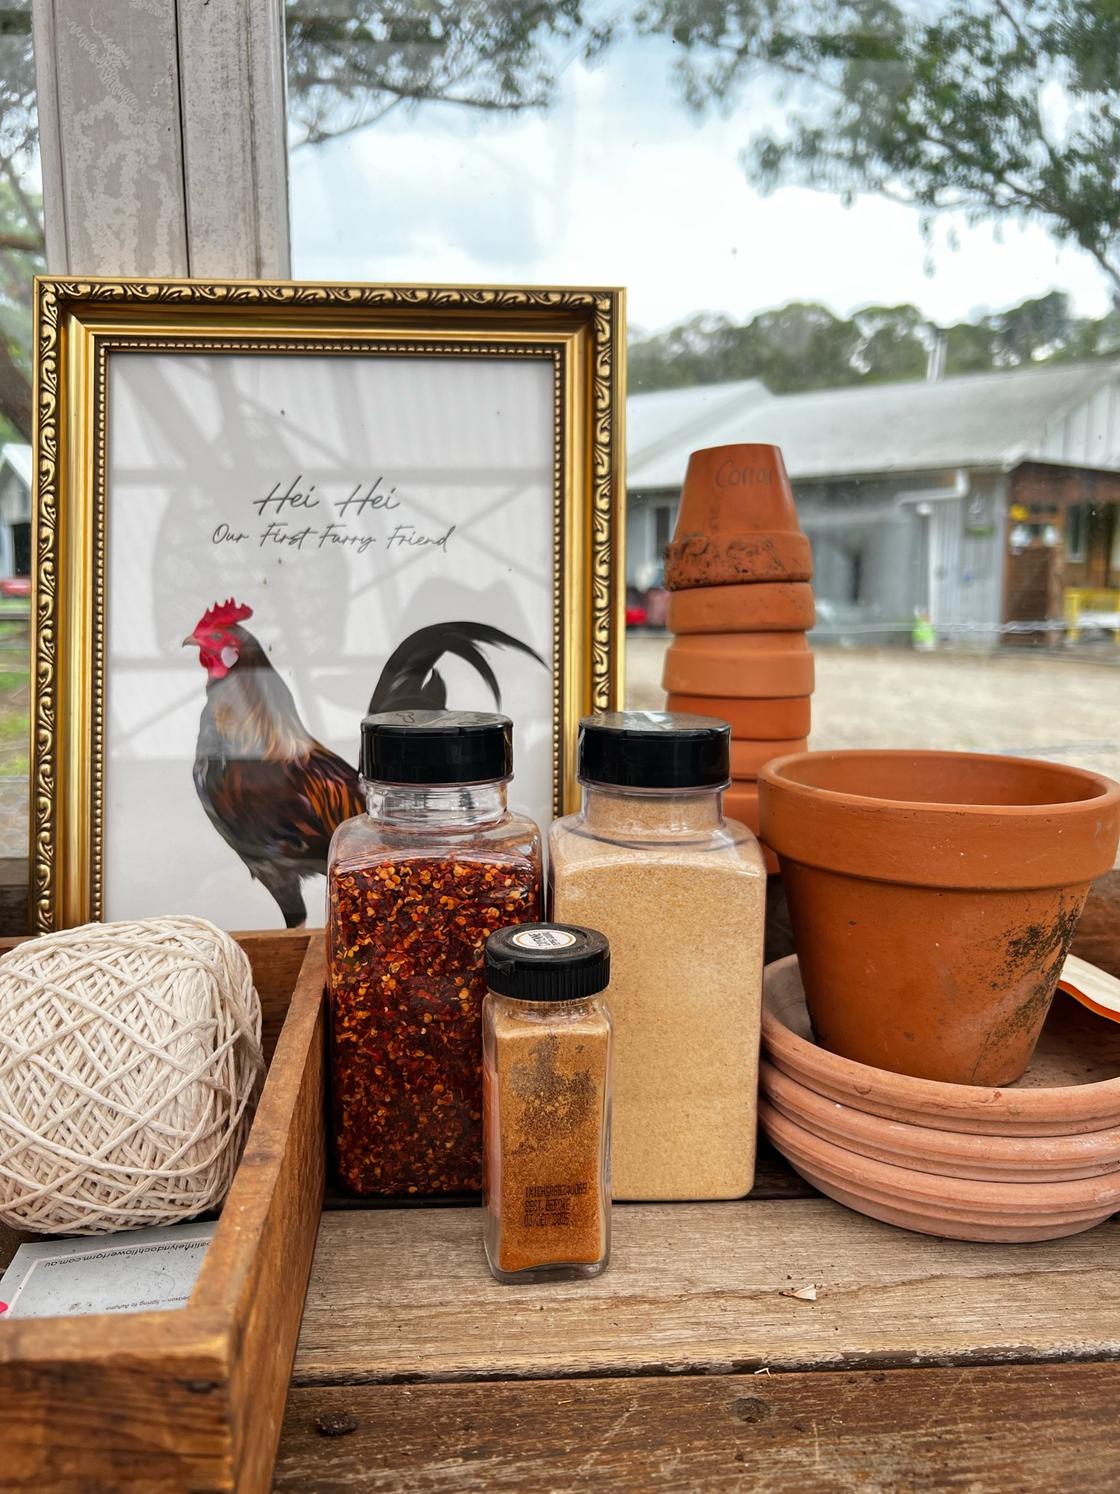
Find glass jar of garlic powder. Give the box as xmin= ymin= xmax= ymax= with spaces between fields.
xmin=549 ymin=712 xmax=765 ymax=1200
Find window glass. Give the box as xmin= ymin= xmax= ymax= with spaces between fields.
xmin=0 ymin=0 xmax=39 ymax=864
xmin=287 ymin=3 xmax=1120 ymax=799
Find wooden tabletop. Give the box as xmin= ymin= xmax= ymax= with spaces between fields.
xmin=274 ymin=1160 xmax=1120 ymax=1490
xmin=274 ymin=880 xmax=1120 ymax=1489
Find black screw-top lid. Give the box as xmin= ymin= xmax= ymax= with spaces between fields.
xmin=485 ymin=923 xmax=610 ymax=1002
xmin=360 ymin=710 xmax=513 ymax=785
xmin=577 ymin=710 xmax=730 ymax=789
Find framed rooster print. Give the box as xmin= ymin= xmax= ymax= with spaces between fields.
xmin=30 ymin=279 xmax=624 ymax=931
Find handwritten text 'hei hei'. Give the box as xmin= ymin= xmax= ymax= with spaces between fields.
xmin=210 ymin=475 xmax=455 ymax=557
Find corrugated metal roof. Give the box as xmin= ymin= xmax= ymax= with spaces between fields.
xmin=628 ymin=361 xmax=1120 ymax=487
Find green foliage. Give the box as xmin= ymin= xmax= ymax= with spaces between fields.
xmin=0 ymin=6 xmax=44 ymax=442
xmin=629 ymin=302 xmax=871 ymax=392
xmin=633 ymin=0 xmax=1120 ymax=294
xmin=629 ymin=290 xmax=1120 ymax=392
xmin=286 ymin=1 xmax=602 ymax=145
xmin=630 ymin=300 xmax=930 ymax=392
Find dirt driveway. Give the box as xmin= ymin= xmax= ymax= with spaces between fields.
xmin=626 ymin=636 xmax=1120 ymax=786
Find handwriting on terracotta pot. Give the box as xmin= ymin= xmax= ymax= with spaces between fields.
xmin=716 ymin=460 xmax=776 ymax=488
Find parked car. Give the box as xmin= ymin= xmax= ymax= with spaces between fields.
xmin=0 ymin=576 xmax=30 ymax=599
xmin=626 ymin=573 xmax=669 ymax=631
xmin=625 ymin=593 xmax=648 ymax=628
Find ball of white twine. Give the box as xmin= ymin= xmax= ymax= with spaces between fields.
xmin=0 ymin=916 xmax=264 ymax=1235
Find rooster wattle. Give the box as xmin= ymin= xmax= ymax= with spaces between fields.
xmin=185 ymin=598 xmax=544 ymax=927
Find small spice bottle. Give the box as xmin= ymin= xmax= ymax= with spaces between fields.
xmin=327 ymin=710 xmax=541 ymax=1197
xmin=482 ymin=923 xmax=612 ymax=1284
xmin=549 ymin=712 xmax=766 ymax=1201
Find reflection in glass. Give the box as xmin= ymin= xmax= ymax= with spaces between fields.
xmin=0 ymin=1 xmax=39 ymax=859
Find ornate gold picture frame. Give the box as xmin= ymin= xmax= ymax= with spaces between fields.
xmin=32 ymin=279 xmax=624 ymax=932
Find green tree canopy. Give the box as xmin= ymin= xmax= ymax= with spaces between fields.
xmin=0 ymin=5 xmax=43 ymax=442
xmin=286 ymin=2 xmax=600 ymax=145
xmin=4 ymin=2 xmax=1120 ymax=439
xmin=629 ymin=291 xmax=1120 ymax=393
xmin=633 ymin=0 xmax=1120 ymax=297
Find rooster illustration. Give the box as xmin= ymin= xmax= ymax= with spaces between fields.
xmin=184 ymin=598 xmax=545 ymax=927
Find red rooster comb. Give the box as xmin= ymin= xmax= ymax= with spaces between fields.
xmin=195 ymin=598 xmax=253 ymax=631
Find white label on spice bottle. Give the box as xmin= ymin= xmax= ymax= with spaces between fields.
xmin=510 ymin=928 xmax=579 ymax=951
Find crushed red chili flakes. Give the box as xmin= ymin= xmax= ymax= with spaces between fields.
xmin=328 ymin=855 xmax=540 ymax=1195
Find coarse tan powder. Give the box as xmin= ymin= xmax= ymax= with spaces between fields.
xmin=484 ymin=997 xmax=610 ymax=1274
xmin=550 ymin=791 xmax=765 ymax=1200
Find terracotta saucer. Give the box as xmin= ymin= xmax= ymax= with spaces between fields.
xmin=667 ymin=583 xmax=815 ymax=635
xmin=730 ymin=739 xmax=807 ymax=778
xmin=760 ymin=1101 xmax=1120 ymax=1242
xmin=663 ymin=637 xmax=814 ymax=698
xmin=762 ymin=954 xmax=1120 ymax=1136
xmin=666 ymin=694 xmax=812 ymax=738
xmin=761 ymin=1059 xmax=1120 ymax=1181
xmin=665 ymin=531 xmax=813 ymax=589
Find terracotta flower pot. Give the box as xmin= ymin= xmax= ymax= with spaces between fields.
xmin=667 ymin=582 xmax=816 ymax=635
xmin=759 ymin=751 xmax=1120 ymax=1086
xmin=719 ymin=791 xmax=777 ymax=872
xmin=663 ymin=635 xmax=814 ymax=699
xmin=665 ymin=531 xmax=813 ymax=590
xmin=730 ymin=738 xmax=807 ymax=779
xmin=666 ymin=693 xmax=812 ymax=739
xmin=724 ymin=782 xmax=759 ymax=829
xmin=763 ymin=953 xmax=1120 ymax=1136
xmin=674 ymin=444 xmax=801 ymax=538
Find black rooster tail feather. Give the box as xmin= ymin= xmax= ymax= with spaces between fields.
xmin=368 ymin=622 xmax=547 ymax=714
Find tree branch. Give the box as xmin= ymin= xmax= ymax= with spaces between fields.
xmin=0 ymin=232 xmax=42 ymax=253
xmin=0 ymin=337 xmax=32 ymax=442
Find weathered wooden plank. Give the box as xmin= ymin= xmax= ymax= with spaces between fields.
xmin=31 ymin=0 xmax=289 ymax=278
xmin=176 ymin=0 xmax=291 ymax=276
xmin=34 ymin=0 xmax=189 ymax=274
xmin=193 ymin=933 xmax=326 ymax=1492
xmin=293 ymin=1200 xmax=1120 ymax=1385
xmin=232 ymin=927 xmax=311 ymax=1064
xmin=276 ymin=1362 xmax=1120 ymax=1492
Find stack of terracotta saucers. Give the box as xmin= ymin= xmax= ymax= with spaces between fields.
xmin=760 ymin=954 xmax=1120 ymax=1242
xmin=661 ymin=444 xmax=813 ymax=863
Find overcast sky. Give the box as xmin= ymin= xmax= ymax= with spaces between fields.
xmin=290 ymin=35 xmax=1111 ymax=336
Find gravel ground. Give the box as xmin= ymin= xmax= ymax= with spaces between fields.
xmin=626 ymin=636 xmax=1120 ymax=786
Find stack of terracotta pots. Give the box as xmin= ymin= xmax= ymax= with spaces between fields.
xmin=662 ymin=443 xmax=813 ymax=863
xmin=757 ymin=748 xmax=1120 ymax=1241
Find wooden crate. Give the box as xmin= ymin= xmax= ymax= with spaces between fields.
xmin=0 ymin=929 xmax=326 ymax=1492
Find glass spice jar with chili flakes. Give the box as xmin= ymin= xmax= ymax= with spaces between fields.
xmin=327 ymin=710 xmax=541 ymax=1196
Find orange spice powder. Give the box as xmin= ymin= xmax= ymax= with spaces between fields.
xmin=483 ymin=995 xmax=611 ymax=1279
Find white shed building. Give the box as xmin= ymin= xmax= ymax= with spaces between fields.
xmin=628 ymin=362 xmax=1120 ymax=644
xmin=0 ymin=444 xmax=32 ymax=579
